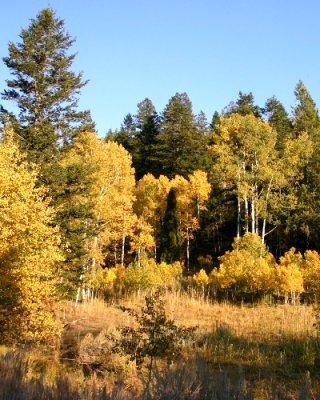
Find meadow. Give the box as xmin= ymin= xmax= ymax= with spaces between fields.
xmin=1 ymin=290 xmax=320 ymax=399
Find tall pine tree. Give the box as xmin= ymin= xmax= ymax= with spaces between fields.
xmin=223 ymin=91 xmax=262 ymax=118
xmin=1 ymin=8 xmax=94 ymax=164
xmin=264 ymin=96 xmax=293 ymax=153
xmin=154 ymin=92 xmax=208 ymax=178
xmin=135 ymin=98 xmax=161 ymax=179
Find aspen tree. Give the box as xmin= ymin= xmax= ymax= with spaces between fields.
xmin=0 ymin=130 xmax=62 ymax=343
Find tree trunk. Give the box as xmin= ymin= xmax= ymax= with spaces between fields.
xmin=237 ymin=195 xmax=241 ymax=238
xmin=251 ymin=197 xmax=255 ymax=234
xmin=138 ymin=244 xmax=141 ymax=268
xmin=121 ymin=234 xmax=125 ymax=267
xmin=91 ymin=236 xmax=98 ymax=274
xmin=186 ymin=229 xmax=190 ymax=271
xmin=114 ymin=244 xmax=117 ymax=267
xmin=244 ymin=196 xmax=249 ymax=233
xmin=262 ymin=219 xmax=266 ymax=243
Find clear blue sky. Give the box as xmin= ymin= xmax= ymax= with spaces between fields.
xmin=1 ymin=0 xmax=320 ymax=136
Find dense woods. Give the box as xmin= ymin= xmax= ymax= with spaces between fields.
xmin=1 ymin=7 xmax=320 ymax=343
xmin=2 ymin=7 xmax=320 ymax=400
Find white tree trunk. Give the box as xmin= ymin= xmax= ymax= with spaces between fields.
xmin=251 ymin=198 xmax=255 ymax=234
xmin=121 ymin=234 xmax=125 ymax=267
xmin=262 ymin=219 xmax=266 ymax=243
xmin=244 ymin=196 xmax=249 ymax=233
xmin=186 ymin=229 xmax=190 ymax=271
xmin=237 ymin=195 xmax=241 ymax=238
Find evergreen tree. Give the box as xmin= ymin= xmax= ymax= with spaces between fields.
xmin=210 ymin=111 xmax=221 ymax=131
xmin=195 ymin=110 xmax=210 ymax=136
xmin=284 ymin=81 xmax=320 ymax=251
xmin=135 ymin=98 xmax=161 ymax=179
xmin=159 ymin=188 xmax=181 ymax=263
xmin=1 ymin=8 xmax=94 ymax=164
xmin=52 ymin=149 xmax=98 ymax=296
xmin=264 ymin=96 xmax=293 ymax=152
xmin=154 ymin=92 xmax=208 ymax=178
xmin=293 ymin=81 xmax=320 ymax=136
xmin=224 ymin=91 xmax=262 ymax=118
xmin=115 ymin=114 xmax=137 ymax=150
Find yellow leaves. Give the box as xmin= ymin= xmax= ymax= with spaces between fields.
xmin=274 ymin=247 xmax=304 ymax=294
xmin=105 ymin=256 xmax=183 ymax=291
xmin=0 ymin=134 xmax=62 ymax=343
xmin=61 ymin=132 xmax=136 ymax=268
xmin=275 ymin=263 xmax=304 ymax=294
xmin=189 ymin=170 xmax=211 ymax=208
xmin=171 ymin=171 xmax=211 ymax=241
xmin=193 ymin=269 xmax=209 ymax=286
xmin=104 ymin=267 xmax=117 ymax=286
xmin=158 ymin=261 xmax=183 ymax=285
xmin=214 ymin=250 xmax=254 ymax=289
xmin=134 ymin=171 xmax=211 ymax=264
xmin=303 ymin=250 xmax=320 ymax=294
xmin=130 ymin=217 xmax=155 ymax=254
xmin=212 ymin=243 xmax=307 ymax=297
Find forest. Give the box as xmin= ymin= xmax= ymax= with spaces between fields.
xmin=1 ymin=7 xmax=320 ymax=400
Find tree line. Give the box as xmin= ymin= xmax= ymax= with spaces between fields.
xmin=1 ymin=8 xmax=320 ymax=343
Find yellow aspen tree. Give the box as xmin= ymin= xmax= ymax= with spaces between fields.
xmin=210 ymin=114 xmax=277 ymax=238
xmin=188 ymin=170 xmax=211 ymax=219
xmin=0 ymin=130 xmax=63 ymax=344
xmin=303 ymin=250 xmax=320 ymax=299
xmin=213 ymin=234 xmax=276 ymax=297
xmin=171 ymin=175 xmax=197 ymax=269
xmin=60 ymin=133 xmax=136 ymax=300
xmin=171 ymin=172 xmax=211 ymax=270
xmin=134 ymin=173 xmax=171 ymax=259
xmin=130 ymin=217 xmax=155 ymax=266
xmin=99 ymin=141 xmax=136 ymax=266
xmin=275 ymin=248 xmax=304 ymax=304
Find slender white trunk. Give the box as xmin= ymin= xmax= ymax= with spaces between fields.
xmin=262 ymin=177 xmax=273 ymax=243
xmin=186 ymin=227 xmax=190 ymax=271
xmin=244 ymin=196 xmax=249 ymax=233
xmin=91 ymin=236 xmax=98 ymax=274
xmin=121 ymin=234 xmax=125 ymax=267
xmin=251 ymin=198 xmax=255 ymax=234
xmin=262 ymin=219 xmax=266 ymax=243
xmin=75 ymin=285 xmax=81 ymax=307
xmin=82 ymin=287 xmax=86 ymax=303
xmin=237 ymin=195 xmax=241 ymax=238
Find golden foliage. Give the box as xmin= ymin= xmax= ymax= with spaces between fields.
xmin=303 ymin=250 xmax=320 ymax=296
xmin=193 ymin=269 xmax=210 ymax=286
xmin=0 ymin=131 xmax=63 ymax=343
xmin=275 ymin=248 xmax=304 ymax=294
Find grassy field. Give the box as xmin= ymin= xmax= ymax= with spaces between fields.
xmin=1 ymin=291 xmax=320 ymax=399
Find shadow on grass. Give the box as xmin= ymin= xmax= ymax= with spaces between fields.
xmin=198 ymin=321 xmax=320 ymax=392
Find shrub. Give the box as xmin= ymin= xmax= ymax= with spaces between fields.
xmin=123 ymin=256 xmax=183 ymax=292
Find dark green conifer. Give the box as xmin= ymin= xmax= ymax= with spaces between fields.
xmin=154 ymin=92 xmax=208 ymax=178
xmin=159 ymin=188 xmax=181 ymax=263
xmin=264 ymin=96 xmax=293 ymax=152
xmin=1 ymin=8 xmax=94 ymax=164
xmin=224 ymin=91 xmax=262 ymax=118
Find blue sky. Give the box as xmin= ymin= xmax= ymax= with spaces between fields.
xmin=1 ymin=0 xmax=320 ymax=136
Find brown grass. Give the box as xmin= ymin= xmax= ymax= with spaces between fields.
xmin=2 ymin=291 xmax=319 ymax=399
xmin=60 ymin=291 xmax=317 ymax=342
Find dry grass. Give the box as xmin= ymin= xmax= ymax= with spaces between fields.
xmin=2 ymin=291 xmax=319 ymax=399
xmin=60 ymin=291 xmax=317 ymax=339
